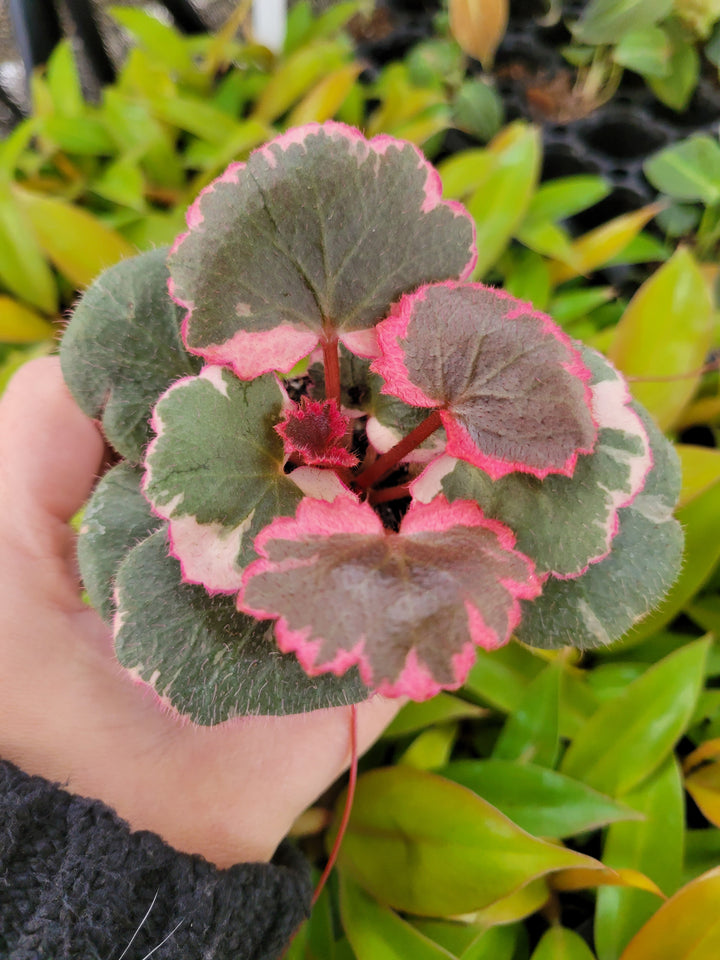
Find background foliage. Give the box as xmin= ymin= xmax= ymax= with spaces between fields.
xmin=3 ymin=1 xmax=720 ymax=957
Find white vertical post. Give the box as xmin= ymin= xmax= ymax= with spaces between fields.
xmin=252 ymin=0 xmax=288 ymax=52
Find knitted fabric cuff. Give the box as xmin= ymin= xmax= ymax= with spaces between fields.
xmin=0 ymin=759 xmax=312 ymax=960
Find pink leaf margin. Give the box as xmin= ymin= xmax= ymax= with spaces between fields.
xmin=168 ymin=121 xmax=477 ymax=380
xmin=372 ymin=280 xmax=596 ymax=480
xmin=409 ymin=359 xmax=653 ymax=580
xmin=237 ymin=496 xmax=541 ymax=700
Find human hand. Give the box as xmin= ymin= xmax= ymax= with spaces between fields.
xmin=0 ymin=357 xmax=399 ymax=867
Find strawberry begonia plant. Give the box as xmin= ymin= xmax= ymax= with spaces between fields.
xmin=60 ymin=122 xmax=683 ymax=724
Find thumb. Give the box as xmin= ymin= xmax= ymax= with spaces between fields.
xmin=0 ymin=356 xmax=105 ymax=554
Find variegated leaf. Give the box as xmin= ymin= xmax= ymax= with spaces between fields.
xmin=169 ymin=122 xmax=477 ymax=378
xmin=143 ymin=367 xmax=303 ymax=591
xmin=239 ymin=496 xmax=540 ymax=699
xmin=372 ymin=281 xmax=596 ymax=480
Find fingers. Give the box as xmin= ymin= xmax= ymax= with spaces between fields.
xmin=0 ymin=357 xmax=105 ymax=550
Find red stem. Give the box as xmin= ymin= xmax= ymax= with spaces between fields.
xmin=354 ymin=409 xmax=443 ymax=490
xmin=368 ymin=483 xmax=411 ymax=505
xmin=311 ymin=703 xmax=358 ymax=907
xmin=322 ymin=335 xmax=341 ymax=407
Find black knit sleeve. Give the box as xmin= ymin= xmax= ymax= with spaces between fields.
xmin=0 ymin=759 xmax=312 ymax=960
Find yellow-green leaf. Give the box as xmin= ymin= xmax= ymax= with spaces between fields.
xmin=0 ymin=186 xmax=57 ymax=314
xmin=437 ymin=148 xmax=494 ymax=201
xmin=551 ymin=867 xmax=664 ymax=897
xmin=595 ymin=758 xmax=684 ymax=960
xmin=548 ymin=204 xmax=663 ymax=285
xmin=467 ymin=122 xmax=541 ymax=278
xmin=288 ymin=62 xmax=364 ymax=125
xmin=13 ymin=187 xmax=135 ymax=288
xmin=608 ymin=248 xmax=714 ymax=430
xmin=531 ymin=927 xmax=597 ymax=960
xmin=340 ymin=874 xmax=456 ymax=960
xmin=0 ymin=296 xmax=54 ymax=342
xmin=449 ymin=0 xmax=509 ymax=69
xmin=473 ymin=877 xmax=549 ymax=926
xmin=685 ymin=760 xmax=720 ymax=828
xmin=676 ymin=444 xmax=720 ymax=507
xmin=560 ymin=639 xmax=709 ymax=797
xmin=619 ymin=867 xmax=720 ymax=960
xmin=334 ymin=765 xmax=602 ymax=917
xmin=252 ymin=40 xmax=350 ymax=122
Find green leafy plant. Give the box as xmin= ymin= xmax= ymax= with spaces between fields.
xmin=563 ymin=0 xmax=720 ymax=111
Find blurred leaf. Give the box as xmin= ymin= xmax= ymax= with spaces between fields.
xmin=14 ymin=186 xmax=135 ymax=288
xmin=572 ymin=0 xmax=674 ymax=44
xmin=460 ymin=926 xmax=518 ymax=960
xmin=0 ymin=296 xmax=54 ymax=342
xmin=340 ymin=874 xmax=456 ymax=960
xmin=367 ymin=63 xmax=448 ymax=141
xmin=288 ymin=62 xmax=364 ymax=125
xmin=463 ymin=642 xmax=545 ymax=712
xmin=647 ymin=22 xmax=700 ymax=112
xmin=685 ymin=829 xmax=720 ymax=883
xmin=548 ymin=204 xmax=662 ymax=284
xmin=608 ymin=248 xmax=713 ymax=430
xmin=437 ymin=149 xmax=494 ymax=201
xmin=516 ymin=219 xmax=579 ymax=264
xmin=439 ymin=759 xmax=642 ymax=838
xmin=561 ymin=638 xmax=709 ymax=796
xmin=150 ymin=96 xmax=241 ymax=144
xmin=503 ymin=249 xmax=551 ymax=309
xmin=334 ymin=766 xmax=601 ymax=916
xmin=0 ymin=187 xmax=58 ymax=314
xmin=40 ymin=115 xmax=116 ymax=155
xmin=252 ymin=40 xmax=350 ymax=122
xmin=453 ymin=78 xmax=505 ymax=142
xmin=449 ymin=0 xmax=509 ymax=68
xmin=676 ymin=445 xmax=720 ymax=507
xmin=618 ymin=867 xmax=720 ymax=959
xmin=613 ymin=25 xmax=671 ymax=76
xmin=645 ymin=135 xmax=720 ymax=204
xmin=531 ymin=927 xmax=597 ymax=960
xmin=468 ymin=123 xmax=542 ymax=278
xmin=412 ymin=918 xmax=485 ymax=956
xmin=621 ymin=480 xmax=720 ymax=643
xmin=603 ymin=230 xmax=671 ymax=267
xmin=685 ymin=760 xmax=720 ymax=827
xmin=110 ymin=7 xmax=193 ymax=75
xmin=472 ymin=878 xmax=549 ymax=929
xmin=384 ymin=693 xmax=487 ymax=739
xmin=92 ymin=158 xmax=146 ymax=211
xmin=525 ymin=175 xmax=610 ymax=224
xmin=551 ymin=866 xmax=664 ymax=897
xmin=45 ymin=41 xmax=83 ymax=116
xmin=550 ymin=286 xmax=615 ymax=325
xmin=595 ymin=758 xmax=684 ymax=960
xmin=492 ymin=662 xmax=560 ymax=767
xmin=399 ymin=725 xmax=458 ymax=771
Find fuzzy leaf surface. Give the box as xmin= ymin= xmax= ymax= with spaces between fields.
xmin=144 ymin=368 xmax=303 ymax=589
xmin=78 ymin=462 xmax=162 ymax=621
xmin=513 ymin=404 xmax=683 ymax=649
xmin=239 ymin=497 xmax=540 ymax=699
xmin=60 ymin=247 xmax=200 ymax=461
xmin=169 ymin=121 xmax=476 ymax=378
xmin=373 ymin=281 xmax=595 ymax=480
xmin=436 ymin=347 xmax=651 ymax=577
xmin=113 ymin=529 xmax=368 ymax=723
